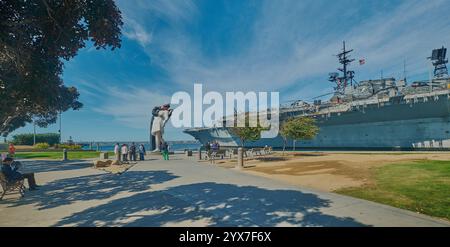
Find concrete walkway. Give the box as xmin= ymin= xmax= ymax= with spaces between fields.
xmin=0 ymin=155 xmax=449 ymax=226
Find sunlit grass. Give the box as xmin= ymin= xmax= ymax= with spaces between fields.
xmin=14 ymin=151 xmax=115 ymax=160
xmin=336 ymin=160 xmax=450 ymax=220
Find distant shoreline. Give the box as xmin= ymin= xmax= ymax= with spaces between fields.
xmin=75 ymin=140 xmax=200 ymax=145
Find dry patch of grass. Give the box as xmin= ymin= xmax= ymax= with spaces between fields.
xmin=96 ymin=163 xmax=134 ymax=174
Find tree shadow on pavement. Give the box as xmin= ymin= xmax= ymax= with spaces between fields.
xmin=4 ymin=170 xmax=179 ymax=210
xmin=54 ymin=182 xmax=368 ymax=227
xmin=18 ymin=160 xmax=93 ymax=173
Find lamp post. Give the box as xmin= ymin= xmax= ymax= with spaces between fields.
xmin=33 ymin=120 xmax=36 ymax=146
xmin=58 ymin=111 xmax=62 ymax=144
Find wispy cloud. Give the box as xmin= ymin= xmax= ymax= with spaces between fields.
xmin=92 ymin=86 xmax=171 ymax=128
xmin=119 ymin=0 xmax=450 ymax=97
xmin=122 ymin=16 xmax=153 ymax=47
xmin=91 ymin=85 xmax=186 ymax=139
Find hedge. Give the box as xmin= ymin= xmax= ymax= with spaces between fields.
xmin=34 ymin=142 xmax=50 ymax=149
xmin=12 ymin=133 xmax=60 ymax=146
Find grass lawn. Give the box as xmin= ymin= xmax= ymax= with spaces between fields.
xmin=14 ymin=151 xmax=115 ymax=160
xmin=336 ymin=160 xmax=450 ymax=221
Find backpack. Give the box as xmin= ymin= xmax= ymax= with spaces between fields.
xmin=152 ymin=106 xmax=160 ymax=117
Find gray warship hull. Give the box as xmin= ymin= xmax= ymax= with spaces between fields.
xmin=184 ymin=90 xmax=450 ymax=150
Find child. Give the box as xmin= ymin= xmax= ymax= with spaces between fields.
xmin=160 ymin=142 xmax=169 ymax=160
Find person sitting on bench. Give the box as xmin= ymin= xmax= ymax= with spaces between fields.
xmin=1 ymin=157 xmax=39 ymax=191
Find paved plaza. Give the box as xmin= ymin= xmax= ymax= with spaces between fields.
xmin=0 ymin=154 xmax=449 ymax=227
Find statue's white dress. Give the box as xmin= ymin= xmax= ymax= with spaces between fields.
xmin=151 ymin=110 xmax=169 ymax=151
xmin=151 ymin=110 xmax=169 ymax=135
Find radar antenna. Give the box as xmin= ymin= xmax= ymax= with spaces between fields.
xmin=428 ymin=46 xmax=448 ymax=78
xmin=328 ymin=41 xmax=356 ymax=94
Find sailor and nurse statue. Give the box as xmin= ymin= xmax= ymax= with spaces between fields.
xmin=150 ymin=103 xmax=173 ymax=152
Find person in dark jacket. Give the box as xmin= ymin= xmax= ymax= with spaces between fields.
xmin=1 ymin=157 xmax=39 ymax=190
xmin=129 ymin=142 xmax=137 ymax=161
xmin=138 ymin=144 xmax=146 ymax=161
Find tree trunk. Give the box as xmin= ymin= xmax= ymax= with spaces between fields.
xmin=282 ymin=138 xmax=286 ymax=155
xmin=241 ymin=139 xmax=246 ymax=157
xmin=292 ymin=140 xmax=296 ymax=151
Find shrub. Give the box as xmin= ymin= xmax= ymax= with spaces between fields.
xmin=12 ymin=133 xmax=60 ymax=146
xmin=55 ymin=144 xmax=82 ymax=150
xmin=34 ymin=143 xmax=50 ymax=149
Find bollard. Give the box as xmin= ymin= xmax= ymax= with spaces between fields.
xmin=237 ymin=147 xmax=244 ymax=169
xmin=62 ymin=148 xmax=68 ymax=161
xmin=197 ymin=148 xmax=202 ymax=160
xmin=100 ymin=152 xmax=109 ymax=159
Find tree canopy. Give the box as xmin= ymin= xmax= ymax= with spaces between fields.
xmin=230 ymin=125 xmax=265 ymax=147
xmin=0 ymin=0 xmax=123 ymax=137
xmin=229 ymin=113 xmax=267 ymax=147
xmin=280 ymin=116 xmax=319 ymax=151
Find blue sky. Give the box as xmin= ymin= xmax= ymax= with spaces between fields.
xmin=9 ymin=0 xmax=450 ymax=142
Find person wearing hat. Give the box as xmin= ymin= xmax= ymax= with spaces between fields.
xmin=1 ymin=157 xmax=39 ymax=191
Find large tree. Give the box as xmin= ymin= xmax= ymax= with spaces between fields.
xmin=0 ymin=0 xmax=123 ymax=137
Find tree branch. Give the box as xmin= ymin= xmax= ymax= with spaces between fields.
xmin=41 ymin=0 xmax=67 ymax=37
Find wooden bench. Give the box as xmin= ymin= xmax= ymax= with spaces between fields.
xmin=229 ymin=148 xmax=249 ymax=158
xmin=0 ymin=172 xmax=26 ymax=200
xmin=206 ymin=149 xmax=227 ymax=163
xmin=263 ymin=146 xmax=273 ymax=155
xmin=249 ymin=148 xmax=264 ymax=156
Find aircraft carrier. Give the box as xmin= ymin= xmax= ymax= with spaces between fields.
xmin=184 ymin=42 xmax=450 ymax=150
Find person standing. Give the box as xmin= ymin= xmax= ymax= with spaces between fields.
xmin=210 ymin=141 xmax=219 ymax=164
xmin=130 ymin=142 xmax=137 ymax=161
xmin=121 ymin=144 xmax=128 ymax=162
xmin=8 ymin=143 xmax=16 ymax=157
xmin=204 ymin=141 xmax=210 ymax=152
xmin=211 ymin=141 xmax=219 ymax=152
xmin=216 ymin=141 xmax=220 ymax=150
xmin=138 ymin=144 xmax=146 ymax=161
xmin=205 ymin=141 xmax=211 ymax=160
xmin=160 ymin=142 xmax=169 ymax=161
xmin=114 ymin=143 xmax=121 ymax=161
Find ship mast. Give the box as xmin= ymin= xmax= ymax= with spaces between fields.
xmin=329 ymin=41 xmax=355 ymax=94
xmin=428 ymin=46 xmax=448 ymax=78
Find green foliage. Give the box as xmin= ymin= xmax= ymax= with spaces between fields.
xmin=14 ymin=151 xmax=115 ymax=160
xmin=280 ymin=117 xmax=319 ymax=152
xmin=0 ymin=0 xmax=123 ymax=136
xmin=55 ymin=144 xmax=82 ymax=150
xmin=280 ymin=117 xmax=319 ymax=140
xmin=12 ymin=133 xmax=60 ymax=145
xmin=34 ymin=142 xmax=50 ymax=149
xmin=230 ymin=126 xmax=265 ymax=147
xmin=229 ymin=113 xmax=267 ymax=147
